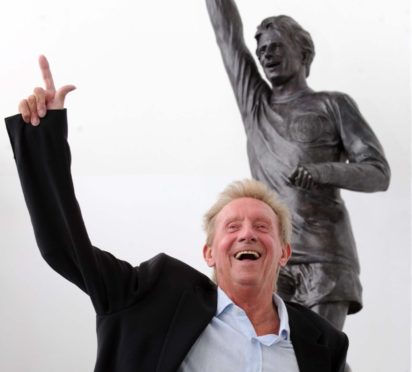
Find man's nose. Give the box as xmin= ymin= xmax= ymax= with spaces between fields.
xmin=263 ymin=51 xmax=273 ymax=61
xmin=263 ymin=45 xmax=280 ymax=61
xmin=238 ymin=225 xmax=257 ymax=243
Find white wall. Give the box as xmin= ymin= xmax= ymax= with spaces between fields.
xmin=0 ymin=0 xmax=410 ymax=371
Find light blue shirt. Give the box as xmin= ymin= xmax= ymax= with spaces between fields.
xmin=178 ymin=288 xmax=300 ymax=372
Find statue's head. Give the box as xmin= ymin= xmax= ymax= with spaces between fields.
xmin=255 ymin=15 xmax=315 ymax=85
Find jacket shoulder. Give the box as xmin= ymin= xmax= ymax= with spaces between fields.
xmin=138 ymin=253 xmax=216 ymax=293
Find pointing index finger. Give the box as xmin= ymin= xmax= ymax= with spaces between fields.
xmin=39 ymin=55 xmax=56 ymax=93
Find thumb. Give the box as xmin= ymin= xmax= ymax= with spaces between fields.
xmin=55 ymin=84 xmax=76 ymax=103
xmin=48 ymin=85 xmax=76 ymax=109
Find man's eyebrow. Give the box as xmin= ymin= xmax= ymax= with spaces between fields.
xmin=223 ymin=217 xmax=243 ymax=225
xmin=254 ymin=217 xmax=273 ymax=225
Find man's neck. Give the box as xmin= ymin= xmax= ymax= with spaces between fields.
xmin=271 ymin=72 xmax=310 ymax=101
xmin=221 ymin=285 xmax=280 ymax=336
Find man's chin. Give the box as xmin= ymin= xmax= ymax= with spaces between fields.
xmin=232 ymin=273 xmax=261 ymax=287
xmin=263 ymin=70 xmax=293 ymax=86
xmin=263 ymin=69 xmax=279 ymax=80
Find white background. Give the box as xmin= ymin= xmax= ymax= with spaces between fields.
xmin=0 ymin=0 xmax=410 ymax=371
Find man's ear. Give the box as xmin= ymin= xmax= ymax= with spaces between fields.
xmin=301 ymin=52 xmax=310 ymax=76
xmin=301 ymin=51 xmax=308 ymax=64
xmin=203 ymin=244 xmax=215 ymax=267
xmin=279 ymin=243 xmax=291 ymax=267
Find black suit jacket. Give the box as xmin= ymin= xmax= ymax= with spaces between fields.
xmin=5 ymin=110 xmax=348 ymax=372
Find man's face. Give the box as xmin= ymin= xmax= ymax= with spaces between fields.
xmin=203 ymin=198 xmax=290 ymax=292
xmin=256 ymin=29 xmax=305 ymax=86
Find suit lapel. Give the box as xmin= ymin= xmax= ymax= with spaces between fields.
xmin=156 ymin=286 xmax=216 ymax=372
xmin=288 ymin=304 xmax=332 ymax=372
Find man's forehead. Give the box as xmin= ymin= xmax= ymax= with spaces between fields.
xmin=257 ymin=29 xmax=285 ymax=45
xmin=257 ymin=29 xmax=298 ymax=51
xmin=217 ymin=197 xmax=277 ymax=221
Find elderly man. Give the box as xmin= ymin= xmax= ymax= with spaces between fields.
xmin=6 ymin=56 xmax=348 ymax=372
xmin=206 ymin=0 xmax=390 ymax=331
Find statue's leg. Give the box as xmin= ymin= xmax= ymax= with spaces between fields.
xmin=309 ymin=301 xmax=349 ymax=330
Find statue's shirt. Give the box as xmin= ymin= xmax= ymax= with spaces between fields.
xmin=219 ymin=38 xmax=389 ymax=270
xmin=246 ymin=90 xmax=359 ymax=267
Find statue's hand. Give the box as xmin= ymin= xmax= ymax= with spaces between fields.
xmin=288 ymin=165 xmax=317 ymax=190
xmin=18 ymin=55 xmax=76 ymax=126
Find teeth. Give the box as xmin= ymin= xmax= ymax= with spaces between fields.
xmin=235 ymin=251 xmax=261 ymax=260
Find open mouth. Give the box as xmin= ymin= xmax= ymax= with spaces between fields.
xmin=265 ymin=61 xmax=281 ymax=69
xmin=234 ymin=251 xmax=262 ymax=261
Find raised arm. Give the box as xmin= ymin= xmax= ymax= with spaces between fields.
xmin=206 ymin=0 xmax=270 ymax=117
xmin=290 ymin=94 xmax=390 ymax=192
xmin=6 ymin=56 xmax=142 ymax=315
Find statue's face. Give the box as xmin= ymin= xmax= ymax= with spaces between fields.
xmin=256 ymin=29 xmax=305 ymax=86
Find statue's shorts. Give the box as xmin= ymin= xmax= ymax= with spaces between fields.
xmin=277 ymin=262 xmax=362 ymax=314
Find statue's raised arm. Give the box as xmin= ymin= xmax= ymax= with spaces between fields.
xmin=206 ymin=0 xmax=271 ymax=119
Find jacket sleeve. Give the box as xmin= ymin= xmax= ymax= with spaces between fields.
xmin=5 ymin=110 xmax=141 ymax=315
xmin=205 ymin=0 xmax=270 ymax=124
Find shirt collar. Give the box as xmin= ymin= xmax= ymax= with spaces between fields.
xmin=273 ymin=291 xmax=290 ymax=341
xmin=216 ymin=287 xmax=290 ymax=341
xmin=216 ymin=287 xmax=233 ymax=316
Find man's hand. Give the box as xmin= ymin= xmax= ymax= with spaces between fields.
xmin=18 ymin=55 xmax=76 ymax=126
xmin=289 ymin=165 xmax=317 ymax=190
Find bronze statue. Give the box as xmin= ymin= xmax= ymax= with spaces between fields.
xmin=206 ymin=0 xmax=390 ymax=331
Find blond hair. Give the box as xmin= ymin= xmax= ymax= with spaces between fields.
xmin=203 ymin=179 xmax=291 ymax=246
